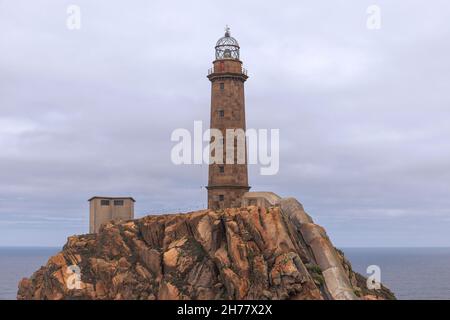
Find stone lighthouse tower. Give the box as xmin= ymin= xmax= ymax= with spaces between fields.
xmin=206 ymin=27 xmax=250 ymax=210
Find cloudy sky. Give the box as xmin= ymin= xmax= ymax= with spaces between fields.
xmin=1 ymin=0 xmax=449 ymax=247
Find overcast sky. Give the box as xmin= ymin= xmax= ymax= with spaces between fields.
xmin=1 ymin=0 xmax=450 ymax=247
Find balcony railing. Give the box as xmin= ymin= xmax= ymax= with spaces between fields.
xmin=208 ymin=67 xmax=248 ymax=76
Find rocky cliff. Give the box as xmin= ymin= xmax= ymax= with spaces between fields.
xmin=17 ymin=199 xmax=395 ymax=300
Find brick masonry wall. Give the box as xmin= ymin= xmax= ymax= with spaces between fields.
xmin=207 ymin=59 xmax=250 ymax=210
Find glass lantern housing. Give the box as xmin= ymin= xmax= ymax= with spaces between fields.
xmin=215 ymin=28 xmax=240 ymax=60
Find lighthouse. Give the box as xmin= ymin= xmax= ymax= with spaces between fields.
xmin=206 ymin=27 xmax=250 ymax=210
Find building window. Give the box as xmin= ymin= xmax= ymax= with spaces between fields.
xmin=101 ymin=200 xmax=110 ymax=206
xmin=219 ymin=83 xmax=224 ymax=90
xmin=219 ymin=165 xmax=225 ymax=173
xmin=218 ymin=109 xmax=224 ymax=118
xmin=114 ymin=200 xmax=124 ymax=206
xmin=219 ymin=195 xmax=225 ymax=201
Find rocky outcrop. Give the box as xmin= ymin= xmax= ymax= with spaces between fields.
xmin=279 ymin=198 xmax=356 ymax=299
xmin=17 ymin=201 xmax=395 ymax=300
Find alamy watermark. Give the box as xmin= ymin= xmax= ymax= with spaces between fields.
xmin=366 ymin=5 xmax=382 ymax=30
xmin=66 ymin=5 xmax=81 ymax=30
xmin=366 ymin=265 xmax=381 ymax=290
xmin=66 ymin=265 xmax=82 ymax=289
xmin=171 ymin=121 xmax=280 ymax=175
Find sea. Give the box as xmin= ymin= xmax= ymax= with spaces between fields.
xmin=0 ymin=247 xmax=449 ymax=300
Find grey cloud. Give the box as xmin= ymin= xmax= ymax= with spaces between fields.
xmin=1 ymin=0 xmax=450 ymax=246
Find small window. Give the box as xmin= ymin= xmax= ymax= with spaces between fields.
xmin=219 ymin=165 xmax=225 ymax=173
xmin=219 ymin=83 xmax=224 ymax=90
xmin=101 ymin=200 xmax=110 ymax=206
xmin=114 ymin=200 xmax=124 ymax=206
xmin=219 ymin=195 xmax=225 ymax=201
xmin=218 ymin=110 xmax=224 ymax=118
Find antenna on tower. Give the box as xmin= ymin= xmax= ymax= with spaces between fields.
xmin=225 ymin=25 xmax=230 ymax=37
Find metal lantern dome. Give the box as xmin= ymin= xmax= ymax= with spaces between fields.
xmin=215 ymin=26 xmax=240 ymax=60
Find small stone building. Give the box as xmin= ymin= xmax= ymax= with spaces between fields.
xmin=241 ymin=192 xmax=281 ymax=208
xmin=89 ymin=196 xmax=135 ymax=233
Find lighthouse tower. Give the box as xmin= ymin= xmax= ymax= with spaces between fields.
xmin=206 ymin=27 xmax=250 ymax=210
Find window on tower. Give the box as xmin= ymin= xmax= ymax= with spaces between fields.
xmin=220 ymin=83 xmax=224 ymax=90
xmin=219 ymin=195 xmax=225 ymax=201
xmin=101 ymin=200 xmax=110 ymax=206
xmin=219 ymin=165 xmax=225 ymax=173
xmin=218 ymin=110 xmax=224 ymax=118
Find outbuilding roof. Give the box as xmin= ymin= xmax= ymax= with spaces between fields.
xmin=88 ymin=196 xmax=136 ymax=202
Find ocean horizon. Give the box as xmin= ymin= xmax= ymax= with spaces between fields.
xmin=1 ymin=246 xmax=449 ymax=300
